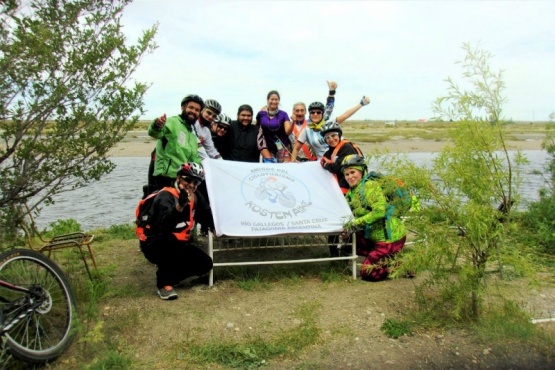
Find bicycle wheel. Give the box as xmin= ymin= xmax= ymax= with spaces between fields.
xmin=0 ymin=248 xmax=76 ymax=363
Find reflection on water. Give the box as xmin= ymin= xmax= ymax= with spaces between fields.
xmin=35 ymin=151 xmax=550 ymax=231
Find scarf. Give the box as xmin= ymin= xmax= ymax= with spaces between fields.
xmin=267 ymin=108 xmax=279 ymax=116
xmin=308 ymin=119 xmax=326 ymax=131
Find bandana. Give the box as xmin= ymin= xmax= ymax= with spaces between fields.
xmin=342 ymin=165 xmax=365 ymax=174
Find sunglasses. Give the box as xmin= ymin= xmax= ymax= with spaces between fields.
xmin=180 ymin=176 xmax=201 ymax=186
xmin=216 ymin=125 xmax=228 ymax=131
xmin=205 ymin=109 xmax=218 ymax=118
xmin=309 ymin=111 xmax=323 ymax=115
xmin=324 ymin=132 xmax=339 ymax=141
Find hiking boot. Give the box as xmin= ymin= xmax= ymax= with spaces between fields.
xmin=157 ymin=285 xmax=178 ymax=300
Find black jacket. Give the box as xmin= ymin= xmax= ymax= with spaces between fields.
xmin=225 ymin=121 xmax=266 ymax=162
xmin=149 ymin=188 xmax=214 ymax=239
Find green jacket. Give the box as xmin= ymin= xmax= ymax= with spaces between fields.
xmin=148 ymin=115 xmax=201 ymax=179
xmin=345 ymin=177 xmax=406 ymax=242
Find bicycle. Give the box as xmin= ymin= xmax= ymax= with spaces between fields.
xmin=0 ymin=248 xmax=76 ymax=364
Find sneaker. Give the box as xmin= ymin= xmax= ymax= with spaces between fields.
xmin=157 ymin=285 xmax=178 ymax=300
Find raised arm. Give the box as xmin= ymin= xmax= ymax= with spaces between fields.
xmin=324 ymin=81 xmax=337 ymax=121
xmin=336 ymin=96 xmax=370 ymax=124
xmin=148 ymin=113 xmax=167 ymax=138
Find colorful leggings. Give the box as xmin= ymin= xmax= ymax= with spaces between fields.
xmin=355 ymin=233 xmax=407 ymax=281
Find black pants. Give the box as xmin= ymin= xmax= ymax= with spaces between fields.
xmin=328 ymin=234 xmax=342 ymax=257
xmin=141 ymin=235 xmax=213 ymax=288
xmin=142 ymin=149 xmax=159 ymax=199
xmin=196 ymin=181 xmax=211 ymax=233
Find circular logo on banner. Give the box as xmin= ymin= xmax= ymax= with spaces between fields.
xmin=241 ymin=167 xmax=312 ymax=219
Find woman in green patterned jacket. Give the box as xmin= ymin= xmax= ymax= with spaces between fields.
xmin=340 ymin=154 xmax=407 ymax=281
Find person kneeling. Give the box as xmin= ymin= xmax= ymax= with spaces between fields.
xmin=140 ymin=163 xmax=214 ymax=300
xmin=340 ymin=155 xmax=407 ymax=281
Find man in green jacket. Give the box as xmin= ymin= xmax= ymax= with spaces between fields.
xmin=148 ymin=95 xmax=204 ymax=189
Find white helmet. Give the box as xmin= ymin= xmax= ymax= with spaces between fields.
xmin=215 ymin=113 xmax=231 ymax=126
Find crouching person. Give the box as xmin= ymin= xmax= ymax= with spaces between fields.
xmin=140 ymin=163 xmax=213 ymax=300
xmin=340 ymin=155 xmax=407 ymax=281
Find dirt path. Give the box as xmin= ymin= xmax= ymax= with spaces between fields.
xmin=55 ymin=240 xmax=555 ymax=369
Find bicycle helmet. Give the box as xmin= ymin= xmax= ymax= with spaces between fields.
xmin=177 ymin=162 xmax=205 ymax=183
xmin=340 ymin=154 xmax=367 ymax=173
xmin=320 ymin=120 xmax=342 ymax=137
xmin=214 ymin=113 xmax=231 ymax=126
xmin=180 ymin=94 xmax=204 ymax=109
xmin=204 ymin=99 xmax=222 ymax=114
xmin=308 ymin=101 xmax=325 ymax=112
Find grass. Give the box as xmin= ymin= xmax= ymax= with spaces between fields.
xmin=341 ymin=121 xmax=551 ymax=144
xmin=131 ymin=119 xmax=551 ymax=137
xmin=3 ymin=222 xmax=555 ymax=368
xmin=471 ymin=301 xmax=555 ymax=355
xmin=181 ymin=302 xmax=321 ymax=369
xmin=381 ymin=318 xmax=414 ymax=338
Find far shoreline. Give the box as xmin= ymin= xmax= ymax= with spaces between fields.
xmin=107 ymin=135 xmax=545 ymax=158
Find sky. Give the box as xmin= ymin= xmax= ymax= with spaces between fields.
xmin=120 ymin=0 xmax=555 ymax=122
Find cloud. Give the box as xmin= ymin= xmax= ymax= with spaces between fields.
xmin=122 ymin=0 xmax=555 ymax=121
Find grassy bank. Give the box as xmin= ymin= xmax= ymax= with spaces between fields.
xmin=2 ymin=223 xmax=554 ymax=369
xmin=132 ymin=120 xmax=551 ymax=144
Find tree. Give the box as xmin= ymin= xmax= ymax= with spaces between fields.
xmin=0 ymin=0 xmax=157 ymax=246
xmin=379 ymin=43 xmax=531 ymax=320
xmin=431 ymin=42 xmax=506 ymax=123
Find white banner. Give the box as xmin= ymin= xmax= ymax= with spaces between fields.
xmin=203 ymin=159 xmax=353 ymax=237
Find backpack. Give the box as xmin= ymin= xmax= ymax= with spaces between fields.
xmin=135 ymin=187 xmax=179 ymax=242
xmin=359 ymin=171 xmax=416 ymax=239
xmin=363 ymin=171 xmax=413 ymax=217
xmin=330 ymin=140 xmax=363 ymax=162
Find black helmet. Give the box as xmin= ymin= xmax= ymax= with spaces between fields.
xmin=320 ymin=120 xmax=342 ymax=137
xmin=214 ymin=113 xmax=231 ymax=126
xmin=308 ymin=101 xmax=325 ymax=112
xmin=181 ymin=94 xmax=204 ymax=109
xmin=176 ymin=162 xmax=205 ymax=183
xmin=341 ymin=154 xmax=367 ymax=173
xmin=204 ymin=99 xmax=222 ymax=114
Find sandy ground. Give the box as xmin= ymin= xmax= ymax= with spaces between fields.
xmin=107 ymin=131 xmax=544 ymax=157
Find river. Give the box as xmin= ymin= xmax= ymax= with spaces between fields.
xmin=35 ymin=151 xmax=550 ymax=231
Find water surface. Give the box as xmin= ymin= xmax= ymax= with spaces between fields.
xmin=35 ymin=151 xmax=550 ymax=231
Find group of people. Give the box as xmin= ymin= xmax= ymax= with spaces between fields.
xmin=139 ymin=83 xmax=409 ymax=300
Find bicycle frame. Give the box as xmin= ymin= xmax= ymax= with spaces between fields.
xmin=0 ymin=279 xmax=31 ymax=294
xmin=0 ymin=248 xmax=77 ymax=364
xmin=0 ymin=279 xmax=43 ymax=335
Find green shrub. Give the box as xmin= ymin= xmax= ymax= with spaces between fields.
xmin=520 ymin=192 xmax=555 ymax=254
xmin=519 ymin=123 xmax=555 ymax=254
xmin=105 ymin=224 xmax=136 ymax=240
xmin=44 ymin=218 xmax=82 ymax=237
